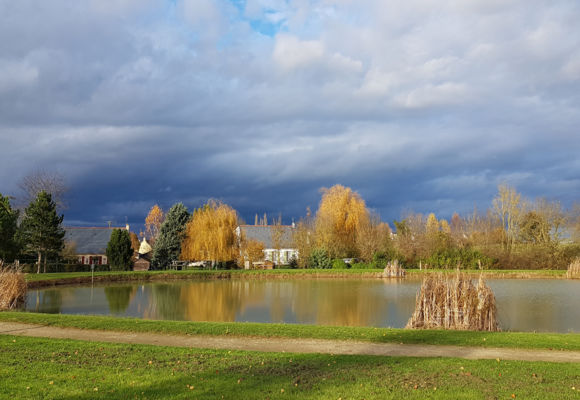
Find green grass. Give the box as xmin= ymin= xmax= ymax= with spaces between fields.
xmin=24 ymin=267 xmax=566 ymax=284
xmin=1 ymin=335 xmax=578 ymax=399
xmin=2 ymin=312 xmax=580 ymax=351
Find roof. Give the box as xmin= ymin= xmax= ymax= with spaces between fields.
xmin=238 ymin=225 xmax=295 ymax=249
xmin=64 ymin=227 xmax=125 ymax=255
xmin=139 ymin=238 xmax=152 ymax=254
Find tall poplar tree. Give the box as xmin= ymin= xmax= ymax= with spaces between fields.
xmin=106 ymin=229 xmax=133 ymax=271
xmin=151 ymin=203 xmax=190 ymax=269
xmin=20 ymin=191 xmax=65 ymax=273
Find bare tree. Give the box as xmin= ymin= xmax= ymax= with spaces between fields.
xmin=492 ymin=184 xmax=522 ymax=251
xmin=18 ymin=169 xmax=68 ymax=212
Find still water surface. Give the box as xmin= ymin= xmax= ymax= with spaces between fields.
xmin=24 ymin=279 xmax=580 ymax=333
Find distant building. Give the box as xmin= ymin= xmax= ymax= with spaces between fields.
xmin=134 ymin=238 xmax=152 ymax=271
xmin=235 ymin=224 xmax=298 ymax=267
xmin=64 ymin=225 xmax=130 ymax=266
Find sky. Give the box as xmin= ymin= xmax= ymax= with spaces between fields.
xmin=0 ymin=0 xmax=579 ymax=228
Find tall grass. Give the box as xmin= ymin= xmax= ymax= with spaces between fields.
xmin=406 ymin=271 xmax=499 ymax=332
xmin=567 ymin=258 xmax=580 ymax=279
xmin=0 ymin=261 xmax=27 ymax=310
xmin=382 ymin=260 xmax=406 ymax=277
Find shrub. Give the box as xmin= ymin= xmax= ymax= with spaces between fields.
xmin=350 ymin=262 xmax=375 ymax=269
xmin=423 ymin=248 xmax=495 ymax=270
xmin=288 ymin=256 xmax=298 ymax=269
xmin=309 ymin=248 xmax=332 ymax=269
xmin=331 ymin=259 xmax=349 ymax=269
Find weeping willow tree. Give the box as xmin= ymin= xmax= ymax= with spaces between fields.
xmin=181 ymin=200 xmax=239 ymax=267
xmin=315 ymin=185 xmax=370 ymax=259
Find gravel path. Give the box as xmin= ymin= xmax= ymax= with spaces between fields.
xmin=1 ymin=322 xmax=579 ymax=363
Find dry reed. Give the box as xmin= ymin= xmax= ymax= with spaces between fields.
xmin=0 ymin=261 xmax=27 ymax=310
xmin=567 ymin=258 xmax=580 ymax=279
xmin=406 ymin=271 xmax=499 ymax=331
xmin=382 ymin=260 xmax=406 ymax=278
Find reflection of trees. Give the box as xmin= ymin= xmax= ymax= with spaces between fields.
xmin=148 ymin=284 xmax=187 ymax=321
xmin=180 ymin=281 xmax=266 ymax=322
xmin=104 ymin=286 xmax=136 ymax=314
xmin=292 ymin=280 xmax=389 ymax=327
xmin=34 ymin=290 xmax=62 ymax=314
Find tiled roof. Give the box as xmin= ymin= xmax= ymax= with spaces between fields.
xmin=239 ymin=225 xmax=295 ymax=249
xmin=64 ymin=227 xmax=125 ymax=255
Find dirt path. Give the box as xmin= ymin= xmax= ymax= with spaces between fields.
xmin=1 ymin=322 xmax=579 ymax=363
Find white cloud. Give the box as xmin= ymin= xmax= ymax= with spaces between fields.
xmin=273 ymin=34 xmax=325 ymax=70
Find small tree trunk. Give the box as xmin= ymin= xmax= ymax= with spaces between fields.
xmin=43 ymin=255 xmax=47 ymax=273
xmin=36 ymin=252 xmax=42 ymax=274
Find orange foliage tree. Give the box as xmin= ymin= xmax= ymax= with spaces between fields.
xmin=181 ymin=200 xmax=239 ymax=266
xmin=315 ymin=184 xmax=370 ymax=258
xmin=145 ymin=204 xmax=164 ymax=241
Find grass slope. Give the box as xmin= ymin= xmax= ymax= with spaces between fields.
xmin=1 ymin=335 xmax=578 ymax=400
xmin=2 ymin=312 xmax=579 ymax=351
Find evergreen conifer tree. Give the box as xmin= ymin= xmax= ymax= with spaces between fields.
xmin=20 ymin=191 xmax=65 ymax=273
xmin=106 ymin=229 xmax=133 ymax=271
xmin=151 ymin=203 xmax=190 ymax=269
xmin=0 ymin=193 xmax=20 ymax=262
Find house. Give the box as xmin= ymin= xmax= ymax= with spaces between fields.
xmin=64 ymin=225 xmax=130 ymax=266
xmin=235 ymin=224 xmax=298 ymax=268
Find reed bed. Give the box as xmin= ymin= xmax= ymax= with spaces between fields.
xmin=0 ymin=261 xmax=27 ymax=310
xmin=567 ymin=258 xmax=580 ymax=279
xmin=406 ymin=271 xmax=499 ymax=332
xmin=382 ymin=260 xmax=406 ymax=278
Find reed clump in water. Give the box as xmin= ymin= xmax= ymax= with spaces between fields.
xmin=382 ymin=260 xmax=406 ymax=278
xmin=567 ymin=258 xmax=580 ymax=279
xmin=406 ymin=271 xmax=499 ymax=332
xmin=0 ymin=261 xmax=27 ymax=310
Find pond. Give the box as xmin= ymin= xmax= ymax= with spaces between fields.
xmin=23 ymin=278 xmax=580 ymax=333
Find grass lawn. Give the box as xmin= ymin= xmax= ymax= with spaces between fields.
xmin=1 ymin=335 xmax=579 ymax=400
xmin=2 ymin=312 xmax=580 ymax=351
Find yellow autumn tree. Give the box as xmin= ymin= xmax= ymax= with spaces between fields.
xmin=356 ymin=215 xmax=392 ymax=263
xmin=181 ymin=200 xmax=239 ymax=266
xmin=426 ymin=213 xmax=439 ymax=235
xmin=145 ymin=204 xmax=164 ymax=241
xmin=315 ymin=185 xmax=370 ymax=258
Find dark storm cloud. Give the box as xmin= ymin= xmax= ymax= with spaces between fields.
xmin=0 ymin=0 xmax=579 ymax=228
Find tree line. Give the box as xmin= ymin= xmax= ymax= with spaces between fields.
xmin=2 ymin=177 xmax=579 ymax=272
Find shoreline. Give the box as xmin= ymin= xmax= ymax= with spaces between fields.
xmin=25 ymin=268 xmax=567 ymax=289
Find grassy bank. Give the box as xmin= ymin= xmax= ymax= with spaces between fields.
xmin=24 ymin=268 xmax=567 ymax=288
xmin=2 ymin=312 xmax=579 ymax=351
xmin=1 ymin=335 xmax=578 ymax=400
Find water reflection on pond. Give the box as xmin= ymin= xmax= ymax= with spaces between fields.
xmin=25 ymin=279 xmax=580 ymax=333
